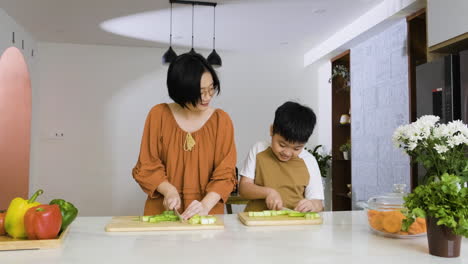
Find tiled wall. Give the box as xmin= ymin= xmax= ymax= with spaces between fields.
xmin=350 ymin=19 xmax=410 ymax=207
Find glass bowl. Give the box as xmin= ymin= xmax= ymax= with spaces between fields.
xmin=365 ymin=184 xmax=426 ymax=238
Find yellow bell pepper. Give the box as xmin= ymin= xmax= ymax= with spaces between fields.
xmin=4 ymin=189 xmax=43 ymax=238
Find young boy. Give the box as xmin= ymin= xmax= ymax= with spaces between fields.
xmin=239 ymin=101 xmax=324 ymax=212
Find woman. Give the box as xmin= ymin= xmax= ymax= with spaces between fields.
xmin=132 ymin=53 xmax=236 ymax=220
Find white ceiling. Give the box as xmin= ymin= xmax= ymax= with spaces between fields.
xmin=0 ymin=0 xmax=384 ymax=52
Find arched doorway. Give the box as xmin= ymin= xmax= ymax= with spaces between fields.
xmin=0 ymin=47 xmax=32 ymax=209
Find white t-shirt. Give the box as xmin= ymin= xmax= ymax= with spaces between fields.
xmin=239 ymin=141 xmax=324 ymax=200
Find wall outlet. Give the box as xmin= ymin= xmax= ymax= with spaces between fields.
xmin=48 ymin=130 xmax=64 ymax=140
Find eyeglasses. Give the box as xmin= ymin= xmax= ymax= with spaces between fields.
xmin=201 ymin=86 xmax=216 ymax=97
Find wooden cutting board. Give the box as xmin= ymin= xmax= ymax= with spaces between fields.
xmin=105 ymin=216 xmax=224 ymax=232
xmin=238 ymin=212 xmax=323 ymax=226
xmin=0 ymin=226 xmax=70 ymax=251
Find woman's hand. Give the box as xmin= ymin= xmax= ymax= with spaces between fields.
xmin=294 ymin=199 xmax=323 ymax=212
xmin=265 ymin=189 xmax=283 ymax=210
xmin=163 ymin=189 xmax=181 ymax=210
xmin=181 ymin=200 xmax=209 ymax=220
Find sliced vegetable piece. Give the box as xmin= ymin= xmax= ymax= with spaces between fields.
xmin=288 ymin=212 xmax=306 ymax=217
xmin=276 ymin=210 xmax=288 ymax=216
xmin=189 ymin=215 xmax=201 ymax=225
xmin=200 ymin=215 xmax=217 ymax=225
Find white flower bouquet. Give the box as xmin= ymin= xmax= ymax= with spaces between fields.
xmin=392 ymin=115 xmax=468 ymax=184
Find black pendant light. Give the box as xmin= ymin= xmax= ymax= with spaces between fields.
xmin=207 ymin=4 xmax=222 ymax=67
xmin=162 ymin=2 xmax=177 ymax=64
xmin=169 ymin=1 xmax=218 ymax=58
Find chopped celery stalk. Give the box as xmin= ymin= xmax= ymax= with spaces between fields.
xmin=200 ymin=215 xmax=217 ymax=225
xmin=263 ymin=211 xmax=272 ymax=216
xmin=248 ymin=212 xmax=255 ymax=217
xmin=209 ymin=217 xmax=216 ymax=224
xmin=149 ymin=217 xmax=160 ymax=223
xmin=141 ymin=212 xmax=181 ymax=223
xmin=305 ymin=212 xmax=320 ymax=219
xmin=188 ymin=215 xmax=201 ymax=225
xmin=188 ymin=218 xmax=199 ymax=225
xmin=253 ymin=212 xmax=265 ymax=217
xmin=276 ymin=210 xmax=288 ymax=215
xmin=271 ymin=211 xmax=278 ymax=216
xmin=162 ymin=210 xmax=175 ymax=215
xmin=166 ymin=215 xmax=179 ymax=221
xmin=288 ymin=212 xmax=306 ymax=217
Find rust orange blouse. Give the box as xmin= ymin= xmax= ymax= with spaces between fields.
xmin=132 ymin=103 xmax=237 ymax=215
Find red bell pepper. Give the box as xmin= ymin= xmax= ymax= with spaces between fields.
xmin=24 ymin=204 xmax=62 ymax=240
xmin=0 ymin=211 xmax=5 ymax=235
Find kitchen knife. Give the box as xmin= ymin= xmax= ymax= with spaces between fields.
xmin=174 ymin=209 xmax=187 ymax=224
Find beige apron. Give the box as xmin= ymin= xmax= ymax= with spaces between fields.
xmin=245 ymin=147 xmax=309 ymax=211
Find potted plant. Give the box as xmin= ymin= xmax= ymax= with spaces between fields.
xmin=329 ymin=64 xmax=350 ymax=93
xmin=392 ymin=115 xmax=468 ymax=185
xmin=307 ymin=145 xmax=332 ymax=178
xmin=339 ymin=140 xmax=351 ymax=160
xmin=393 ymin=115 xmax=468 ymax=257
xmin=402 ymin=173 xmax=467 ymax=257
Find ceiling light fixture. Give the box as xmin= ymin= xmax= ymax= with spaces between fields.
xmin=165 ymin=0 xmax=221 ymax=66
xmin=162 ymin=2 xmax=177 ymax=64
xmin=207 ymin=4 xmax=221 ymax=67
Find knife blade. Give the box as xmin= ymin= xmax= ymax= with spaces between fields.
xmin=281 ymin=207 xmax=293 ymax=211
xmin=174 ymin=209 xmax=187 ymax=224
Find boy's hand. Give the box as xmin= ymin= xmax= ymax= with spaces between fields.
xmin=266 ymin=189 xmax=283 ymax=210
xmin=295 ymin=199 xmax=323 ymax=212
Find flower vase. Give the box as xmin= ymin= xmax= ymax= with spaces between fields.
xmin=342 ymin=151 xmax=350 ymax=160
xmin=426 ymin=216 xmax=462 ymax=258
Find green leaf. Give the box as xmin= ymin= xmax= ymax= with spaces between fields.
xmin=412 ymin=208 xmax=426 ymax=218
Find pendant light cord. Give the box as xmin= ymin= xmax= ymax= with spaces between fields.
xmin=191 ymin=3 xmax=194 ymax=49
xmin=169 ymin=2 xmax=173 ymax=46
xmin=212 ymin=6 xmax=216 ymax=49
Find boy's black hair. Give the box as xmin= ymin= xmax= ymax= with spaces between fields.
xmin=272 ymin=101 xmax=316 ymax=143
xmin=167 ymin=53 xmax=220 ymax=108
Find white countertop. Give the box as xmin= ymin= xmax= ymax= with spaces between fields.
xmin=1 ymin=211 xmax=466 ymax=263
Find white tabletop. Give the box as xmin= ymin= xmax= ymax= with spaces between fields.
xmin=1 ymin=211 xmax=466 ymax=263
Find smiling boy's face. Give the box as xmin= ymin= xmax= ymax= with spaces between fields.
xmin=270 ymin=127 xmax=305 ymax=162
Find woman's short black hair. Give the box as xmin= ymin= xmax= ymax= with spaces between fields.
xmin=272 ymin=101 xmax=317 ymax=144
xmin=167 ymin=53 xmax=220 ymax=108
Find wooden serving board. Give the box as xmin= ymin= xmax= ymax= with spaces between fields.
xmin=0 ymin=226 xmax=70 ymax=251
xmin=238 ymin=212 xmax=323 ymax=226
xmin=105 ymin=216 xmax=224 ymax=232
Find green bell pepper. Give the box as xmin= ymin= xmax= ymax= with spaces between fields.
xmin=49 ymin=199 xmax=78 ymax=232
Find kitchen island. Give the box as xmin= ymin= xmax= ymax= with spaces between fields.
xmin=1 ymin=211 xmax=466 ymax=263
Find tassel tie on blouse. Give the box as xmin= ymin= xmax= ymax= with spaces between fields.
xmin=184 ymin=132 xmax=196 ymax=151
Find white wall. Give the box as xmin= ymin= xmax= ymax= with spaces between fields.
xmin=32 ymin=42 xmax=324 ymax=216
xmin=427 ymin=0 xmax=468 ymax=47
